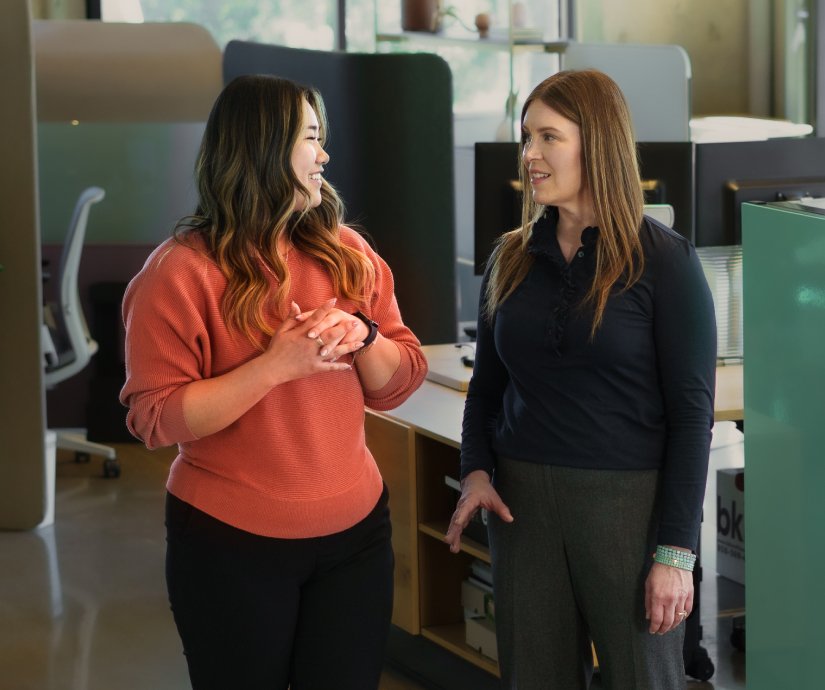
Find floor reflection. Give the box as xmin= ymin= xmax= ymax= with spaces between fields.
xmin=0 ymin=441 xmax=745 ymax=689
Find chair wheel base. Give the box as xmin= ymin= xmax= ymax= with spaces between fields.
xmin=731 ymin=615 xmax=746 ymax=652
xmin=685 ymin=647 xmax=715 ymax=681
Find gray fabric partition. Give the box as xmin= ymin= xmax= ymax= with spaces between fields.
xmin=224 ymin=41 xmax=457 ymax=345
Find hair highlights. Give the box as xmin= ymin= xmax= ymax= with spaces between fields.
xmin=174 ymin=75 xmax=374 ymax=345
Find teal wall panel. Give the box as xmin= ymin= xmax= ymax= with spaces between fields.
xmin=37 ymin=122 xmax=203 ymax=245
xmin=743 ymin=202 xmax=825 ymax=689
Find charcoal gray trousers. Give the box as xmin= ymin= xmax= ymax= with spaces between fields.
xmin=488 ymin=458 xmax=686 ymax=690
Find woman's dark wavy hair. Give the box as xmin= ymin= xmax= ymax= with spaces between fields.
xmin=174 ymin=74 xmax=374 ymax=345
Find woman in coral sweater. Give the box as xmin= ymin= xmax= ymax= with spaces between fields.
xmin=120 ymin=74 xmax=427 ymax=690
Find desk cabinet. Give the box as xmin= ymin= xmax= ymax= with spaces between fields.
xmin=365 ymin=409 xmax=500 ymax=677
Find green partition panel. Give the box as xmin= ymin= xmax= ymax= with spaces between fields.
xmin=38 ymin=122 xmax=203 ymax=245
xmin=743 ymin=202 xmax=825 ymax=689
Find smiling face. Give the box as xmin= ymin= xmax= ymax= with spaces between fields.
xmin=521 ymin=100 xmax=592 ymax=216
xmin=291 ymin=98 xmax=329 ymax=211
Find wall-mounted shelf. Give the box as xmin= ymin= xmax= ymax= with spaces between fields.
xmin=374 ymin=1 xmax=570 ymax=140
xmin=376 ymin=31 xmax=568 ymax=54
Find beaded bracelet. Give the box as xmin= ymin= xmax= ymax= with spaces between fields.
xmin=653 ymin=545 xmax=697 ymax=572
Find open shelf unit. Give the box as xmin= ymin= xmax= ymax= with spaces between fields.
xmin=365 ymin=405 xmax=501 ymax=677
xmin=373 ymin=1 xmax=570 ymax=138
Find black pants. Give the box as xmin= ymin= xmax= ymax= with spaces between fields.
xmin=165 ymin=485 xmax=393 ymax=690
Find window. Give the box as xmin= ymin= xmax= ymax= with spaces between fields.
xmin=101 ymin=0 xmax=568 ymax=122
xmin=102 ymin=0 xmax=338 ymax=50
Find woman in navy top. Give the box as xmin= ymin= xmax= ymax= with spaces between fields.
xmin=446 ymin=69 xmax=716 ymax=689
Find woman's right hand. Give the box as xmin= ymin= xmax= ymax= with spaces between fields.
xmin=445 ymin=469 xmax=513 ymax=553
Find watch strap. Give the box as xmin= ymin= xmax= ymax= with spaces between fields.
xmin=352 ymin=310 xmax=379 ymax=349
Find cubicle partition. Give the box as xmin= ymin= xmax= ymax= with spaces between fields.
xmin=742 ymin=201 xmax=825 ymax=689
xmin=29 ymin=21 xmax=224 ymax=432
xmin=223 ymin=41 xmax=457 ymax=345
xmin=0 ymin=0 xmax=49 ymax=529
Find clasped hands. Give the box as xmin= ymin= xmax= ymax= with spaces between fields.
xmin=265 ymin=298 xmax=369 ymax=378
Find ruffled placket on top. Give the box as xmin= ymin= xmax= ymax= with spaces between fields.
xmin=527 ymin=209 xmax=599 ymax=357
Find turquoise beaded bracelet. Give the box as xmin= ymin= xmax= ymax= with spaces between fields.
xmin=653 ymin=545 xmax=697 ymax=572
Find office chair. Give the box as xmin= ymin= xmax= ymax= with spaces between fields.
xmin=43 ymin=186 xmax=120 ymax=479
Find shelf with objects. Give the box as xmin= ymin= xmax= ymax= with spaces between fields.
xmin=363 ymin=370 xmax=502 ymax=676
xmin=374 ymin=0 xmax=571 ymax=140
xmin=366 ymin=344 xmax=744 ymax=680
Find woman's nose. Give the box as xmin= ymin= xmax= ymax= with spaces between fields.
xmin=522 ymin=143 xmax=537 ymax=163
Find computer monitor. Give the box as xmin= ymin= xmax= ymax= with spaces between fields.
xmin=637 ymin=142 xmax=693 ymax=242
xmin=694 ymin=137 xmax=825 ymax=246
xmin=474 ymin=137 xmax=825 ymax=268
xmin=473 ymin=142 xmax=522 ymax=275
xmin=640 ymin=137 xmax=825 ymax=247
xmin=475 ymin=141 xmax=694 ymax=274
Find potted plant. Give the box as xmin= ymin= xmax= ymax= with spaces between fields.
xmin=401 ymin=0 xmax=443 ymax=32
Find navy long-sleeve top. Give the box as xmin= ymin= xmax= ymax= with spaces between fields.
xmin=460 ymin=208 xmax=717 ymax=550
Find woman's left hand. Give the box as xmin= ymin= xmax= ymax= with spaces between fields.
xmin=297 ymin=304 xmax=367 ymax=360
xmin=644 ymin=562 xmax=694 ymax=635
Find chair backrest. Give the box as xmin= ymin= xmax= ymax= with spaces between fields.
xmin=44 ymin=186 xmax=105 ymax=387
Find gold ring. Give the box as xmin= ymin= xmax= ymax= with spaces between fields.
xmin=677 ymin=611 xmax=687 ymax=618
xmin=315 ymin=337 xmax=324 ymax=347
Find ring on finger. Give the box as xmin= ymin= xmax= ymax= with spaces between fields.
xmin=315 ymin=336 xmax=324 ymax=347
xmin=677 ymin=610 xmax=687 ymax=618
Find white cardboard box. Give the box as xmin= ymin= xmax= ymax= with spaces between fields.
xmin=461 ymin=577 xmax=495 ymax=622
xmin=461 ymin=578 xmax=487 ymax=618
xmin=465 ymin=616 xmax=498 ymax=662
xmin=717 ymin=467 xmax=745 ymax=584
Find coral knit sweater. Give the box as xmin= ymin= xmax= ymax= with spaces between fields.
xmin=120 ymin=226 xmax=427 ymax=538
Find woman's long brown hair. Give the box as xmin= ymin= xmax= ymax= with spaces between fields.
xmin=484 ymin=69 xmax=645 ymax=338
xmin=174 ymin=75 xmax=374 ymax=346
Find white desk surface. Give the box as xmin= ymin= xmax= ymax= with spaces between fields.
xmin=368 ymin=344 xmax=743 ymax=447
xmin=370 ymin=379 xmax=465 ymax=448
xmin=422 ymin=343 xmax=473 ymax=391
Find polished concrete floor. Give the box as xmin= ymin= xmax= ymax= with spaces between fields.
xmin=1 ymin=434 xmax=746 ymax=689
